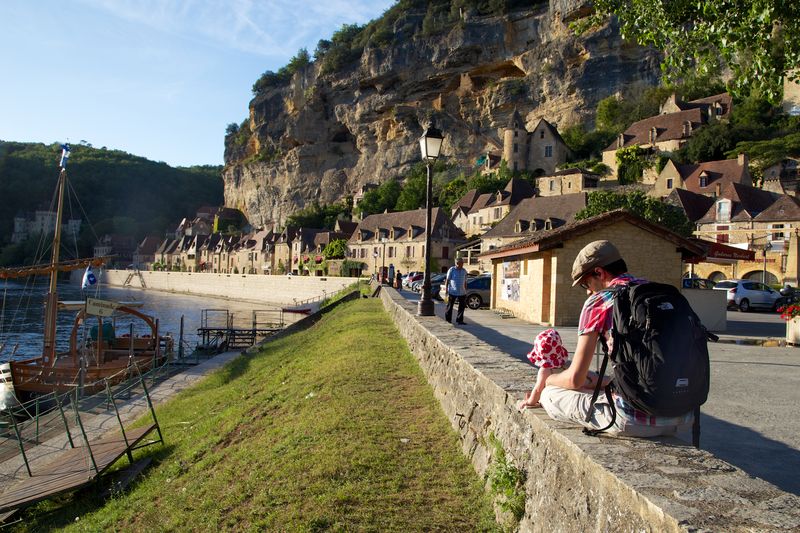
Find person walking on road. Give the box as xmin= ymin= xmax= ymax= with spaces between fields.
xmin=444 ymin=257 xmax=468 ymax=325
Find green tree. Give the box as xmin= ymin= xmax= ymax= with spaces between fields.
xmin=575 ymin=190 xmax=694 ymax=236
xmin=615 ymin=145 xmax=652 ymax=184
xmin=574 ymin=0 xmax=800 ymax=103
xmin=322 ymin=238 xmax=348 ymax=259
xmin=358 ymin=180 xmax=402 ymax=217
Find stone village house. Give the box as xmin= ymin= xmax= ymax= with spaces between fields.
xmin=503 ymin=112 xmax=570 ymax=175
xmin=480 ymin=210 xmax=704 ymax=326
xmin=347 ymin=208 xmax=466 ymax=275
xmin=535 ymin=168 xmax=600 ymax=197
xmin=455 ymin=177 xmax=536 ymax=237
xmin=602 ymin=93 xmax=732 ymax=177
xmin=476 ymin=192 xmax=588 ymax=273
xmin=652 ymin=154 xmax=751 ymax=198
xmin=680 ymin=183 xmax=800 ymax=285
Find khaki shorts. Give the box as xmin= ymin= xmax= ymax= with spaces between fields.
xmin=539 ymin=385 xmax=693 ymax=438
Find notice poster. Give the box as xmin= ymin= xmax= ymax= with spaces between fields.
xmin=501 ymin=260 xmax=521 ymax=302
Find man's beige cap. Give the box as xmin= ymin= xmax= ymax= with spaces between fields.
xmin=571 ymin=240 xmax=622 ymax=286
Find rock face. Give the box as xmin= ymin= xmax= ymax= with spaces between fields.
xmin=223 ymin=1 xmax=661 ymax=228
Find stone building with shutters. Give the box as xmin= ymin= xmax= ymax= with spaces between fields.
xmin=347 ymin=208 xmax=466 ymax=275
xmin=502 ymin=112 xmax=569 ymax=176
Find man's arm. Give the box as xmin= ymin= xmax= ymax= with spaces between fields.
xmin=545 ymin=331 xmax=598 ymax=390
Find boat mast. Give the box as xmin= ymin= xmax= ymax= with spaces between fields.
xmin=43 ymin=144 xmax=70 ymax=363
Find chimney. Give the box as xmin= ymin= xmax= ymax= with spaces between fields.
xmin=738 ymin=153 xmax=748 ymax=166
xmin=715 ymin=183 xmax=721 ymax=197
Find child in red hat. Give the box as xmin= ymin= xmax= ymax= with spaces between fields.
xmin=517 ymin=328 xmax=569 ymax=410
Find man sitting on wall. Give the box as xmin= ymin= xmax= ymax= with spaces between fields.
xmin=538 ymin=240 xmax=695 ymax=437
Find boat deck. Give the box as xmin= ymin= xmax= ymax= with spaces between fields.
xmin=0 ymin=425 xmax=159 ymax=513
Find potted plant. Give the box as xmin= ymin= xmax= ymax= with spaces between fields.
xmin=778 ymin=304 xmax=800 ymax=345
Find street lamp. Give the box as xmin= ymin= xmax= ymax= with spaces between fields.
xmin=763 ymin=241 xmax=773 ymax=284
xmin=417 ymin=122 xmax=444 ymax=316
xmin=380 ymin=237 xmax=387 ymax=284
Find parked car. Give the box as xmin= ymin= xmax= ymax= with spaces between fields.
xmin=403 ymin=272 xmax=423 ymax=288
xmin=712 ymin=279 xmax=783 ymax=312
xmin=682 ymin=278 xmax=716 ymax=290
xmin=439 ymin=275 xmax=492 ymax=309
xmin=411 ymin=273 xmax=446 ymax=293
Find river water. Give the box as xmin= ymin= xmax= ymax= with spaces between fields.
xmin=0 ymin=279 xmax=294 ymax=361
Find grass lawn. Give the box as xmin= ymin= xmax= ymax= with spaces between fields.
xmin=16 ymin=298 xmax=499 ymax=531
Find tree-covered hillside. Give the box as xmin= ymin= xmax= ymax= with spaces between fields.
xmin=0 ymin=141 xmax=223 ymax=263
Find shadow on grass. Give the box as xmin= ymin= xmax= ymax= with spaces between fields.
xmin=14 ymin=444 xmax=177 ymax=531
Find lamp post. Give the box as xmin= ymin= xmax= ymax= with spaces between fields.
xmin=763 ymin=241 xmax=773 ymax=284
xmin=417 ymin=122 xmax=444 ymax=316
xmin=380 ymin=237 xmax=387 ymax=284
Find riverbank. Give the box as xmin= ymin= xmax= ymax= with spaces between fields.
xmin=98 ymin=270 xmax=361 ymax=307
xmin=13 ymin=298 xmax=498 ymax=531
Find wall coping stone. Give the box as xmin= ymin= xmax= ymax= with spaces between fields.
xmin=379 ymin=288 xmax=800 ymax=532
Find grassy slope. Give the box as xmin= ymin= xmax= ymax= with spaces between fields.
xmin=20 ymin=298 xmax=498 ymax=531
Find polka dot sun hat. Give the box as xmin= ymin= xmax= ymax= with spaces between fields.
xmin=526 ymin=328 xmax=568 ymax=369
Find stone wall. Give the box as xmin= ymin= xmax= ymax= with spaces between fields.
xmin=102 ymin=270 xmax=360 ymax=306
xmin=379 ymin=288 xmax=800 ymax=531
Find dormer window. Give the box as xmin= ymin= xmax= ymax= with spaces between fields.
xmin=716 ymin=199 xmax=731 ymax=222
xmin=700 ymin=172 xmax=709 ymax=188
xmin=617 ymin=134 xmax=625 ymax=148
xmin=682 ymin=121 xmax=693 ymax=137
xmin=544 ymin=218 xmax=553 ymax=230
xmin=649 ymin=127 xmax=658 ymax=144
xmin=515 ymin=220 xmax=529 ymax=233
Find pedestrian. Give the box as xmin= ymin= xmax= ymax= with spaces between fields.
xmin=538 ymin=240 xmax=695 ymax=437
xmin=395 ymin=270 xmax=402 ymax=289
xmin=444 ymin=257 xmax=468 ymax=325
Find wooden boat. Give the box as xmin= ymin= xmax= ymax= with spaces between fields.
xmin=281 ymin=305 xmax=314 ymax=315
xmin=0 ymin=146 xmax=171 ymax=399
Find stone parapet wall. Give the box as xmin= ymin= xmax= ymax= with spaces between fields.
xmin=379 ymin=288 xmax=800 ymax=532
xmin=102 ymin=270 xmax=360 ymax=306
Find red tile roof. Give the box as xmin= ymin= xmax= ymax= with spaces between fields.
xmin=604 ymin=108 xmax=705 ymax=152
xmin=675 ymin=157 xmax=750 ymax=194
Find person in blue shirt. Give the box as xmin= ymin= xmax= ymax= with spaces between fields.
xmin=444 ymin=257 xmax=468 ymax=325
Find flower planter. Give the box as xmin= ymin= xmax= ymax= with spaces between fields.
xmin=786 ymin=317 xmax=800 ymax=346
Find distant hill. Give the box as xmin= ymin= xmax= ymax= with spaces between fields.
xmin=0 ymin=141 xmax=223 ymax=260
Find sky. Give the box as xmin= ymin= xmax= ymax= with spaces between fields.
xmin=0 ymin=0 xmax=395 ymax=167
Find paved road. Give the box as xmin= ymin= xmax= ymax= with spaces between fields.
xmin=399 ymin=289 xmax=800 ymax=495
xmin=725 ymin=308 xmax=786 ymax=339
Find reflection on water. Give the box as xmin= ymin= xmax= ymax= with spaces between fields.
xmin=0 ymin=278 xmax=291 ymax=361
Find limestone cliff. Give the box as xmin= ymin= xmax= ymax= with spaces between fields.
xmin=223 ymin=1 xmax=660 ymax=228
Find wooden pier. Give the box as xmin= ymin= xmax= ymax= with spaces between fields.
xmin=0 ymin=425 xmax=159 ymax=513
xmin=195 ymin=309 xmax=284 ymax=352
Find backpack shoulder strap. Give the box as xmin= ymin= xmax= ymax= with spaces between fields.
xmin=581 ymin=284 xmax=626 ymax=435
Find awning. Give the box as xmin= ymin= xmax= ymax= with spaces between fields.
xmin=684 ymin=239 xmax=756 ymax=264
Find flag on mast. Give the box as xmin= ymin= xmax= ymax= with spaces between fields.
xmin=82 ymin=265 xmax=97 ymax=290
xmin=59 ymin=143 xmax=70 ymax=168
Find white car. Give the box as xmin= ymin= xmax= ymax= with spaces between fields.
xmin=712 ymin=279 xmax=783 ymax=312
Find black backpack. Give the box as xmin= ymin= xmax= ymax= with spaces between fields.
xmin=584 ymin=282 xmax=717 ymax=446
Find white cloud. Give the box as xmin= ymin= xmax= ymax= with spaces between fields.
xmin=76 ymin=0 xmax=394 ymax=59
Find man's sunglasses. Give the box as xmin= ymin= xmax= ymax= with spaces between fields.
xmin=578 ymin=270 xmax=598 ymax=290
